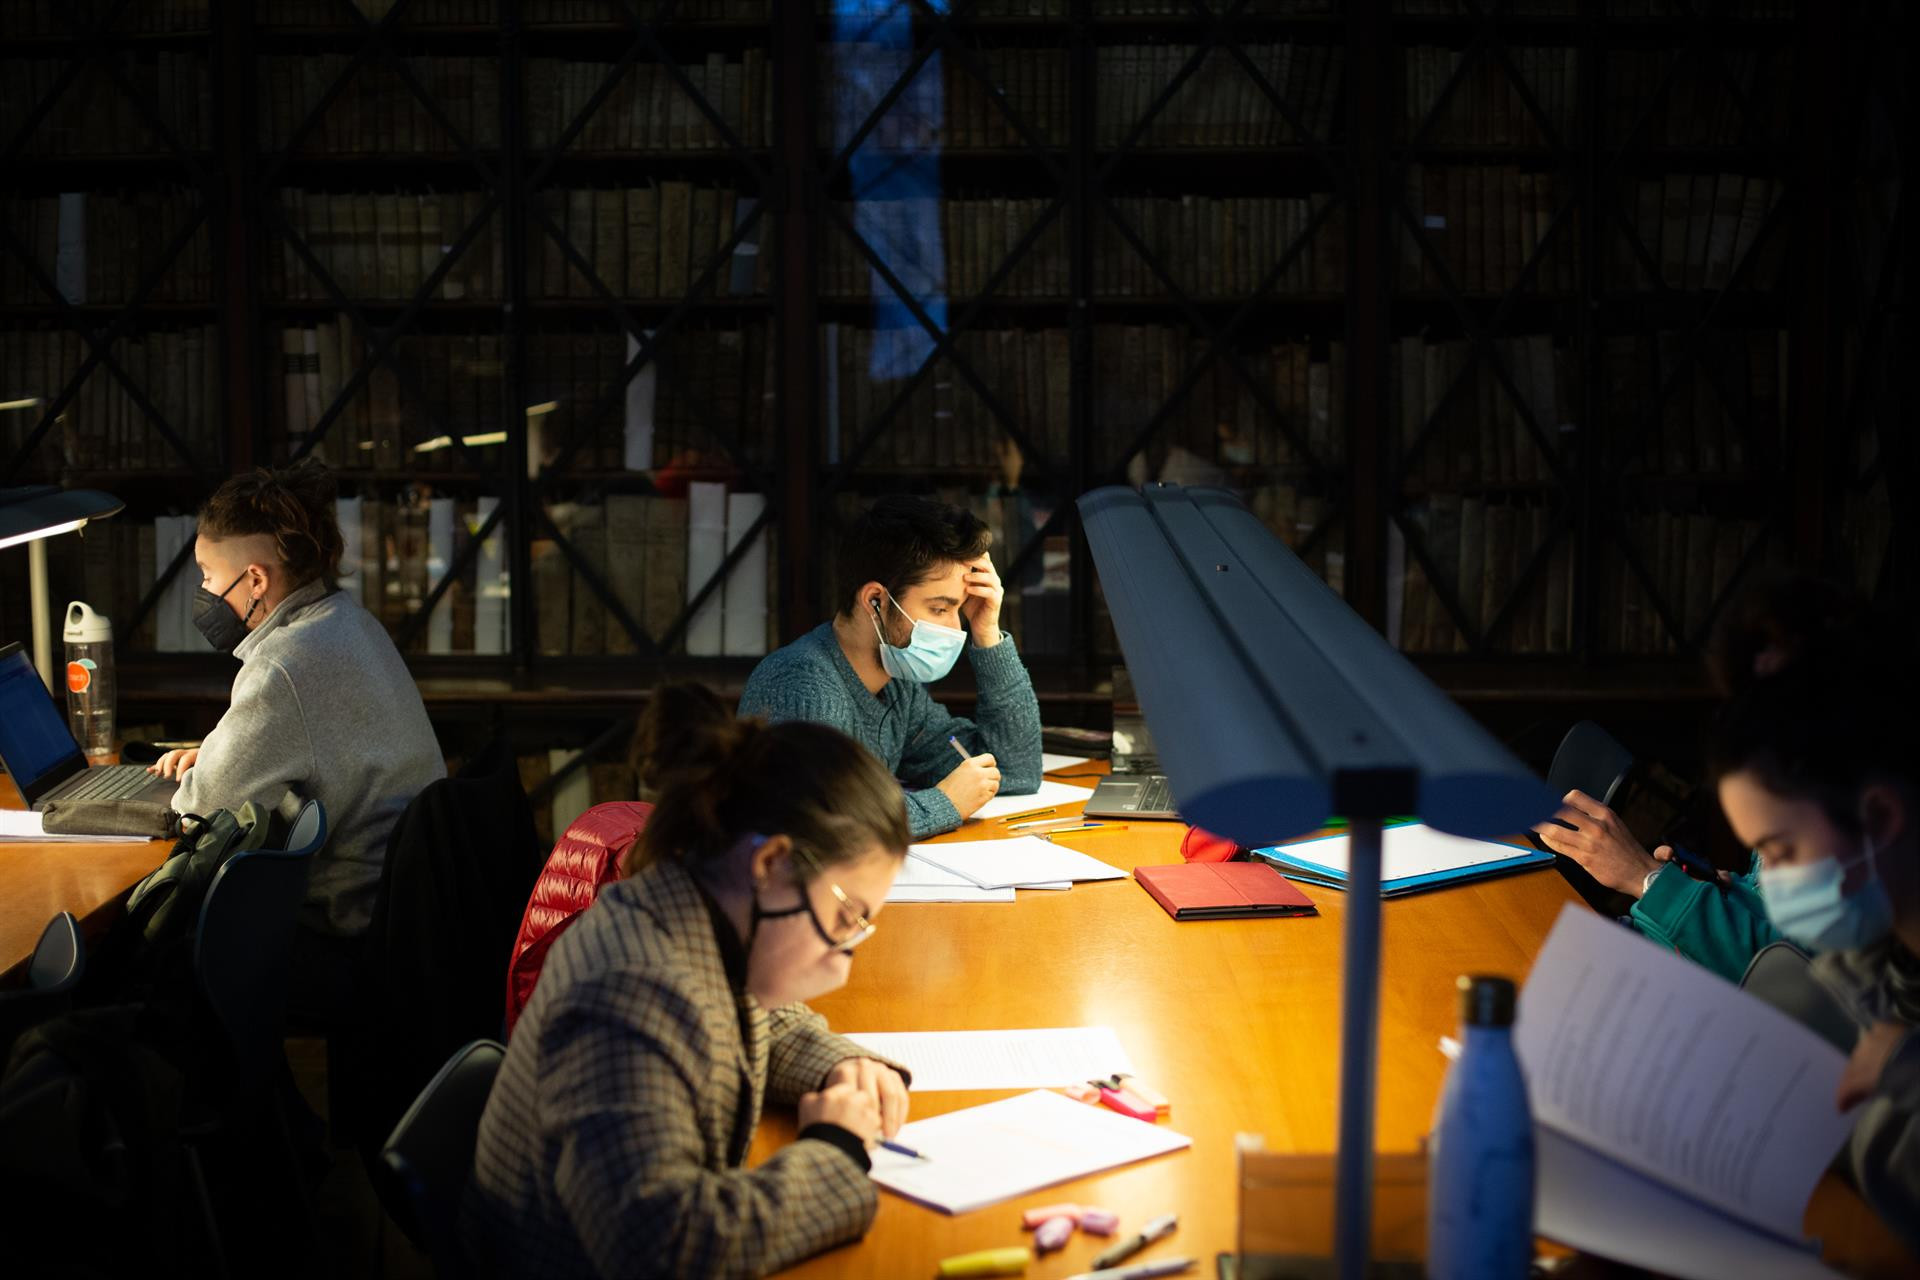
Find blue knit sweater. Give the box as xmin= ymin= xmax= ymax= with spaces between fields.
xmin=738 ymin=622 xmax=1043 ymax=838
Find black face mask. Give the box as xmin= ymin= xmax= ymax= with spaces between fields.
xmin=193 ymin=571 xmax=259 ymax=654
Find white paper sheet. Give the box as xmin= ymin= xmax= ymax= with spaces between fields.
xmin=886 ymin=853 xmax=1060 ymax=901
xmin=907 ymin=836 xmax=1125 ymax=890
xmin=966 ymin=778 xmax=1097 ymax=823
xmin=1041 ymin=753 xmax=1094 ymax=774
xmin=0 ymin=809 xmax=152 ymax=842
xmin=1518 ymin=905 xmax=1853 ymax=1242
xmin=842 ymin=1026 xmax=1137 ymax=1092
xmin=869 ymin=1089 xmax=1190 ymax=1214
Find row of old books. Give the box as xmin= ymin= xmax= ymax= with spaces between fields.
xmin=1 ymin=191 xmax=213 ymax=307
xmin=269 ymin=325 xmax=508 ymax=472
xmin=1092 ymin=45 xmax=1345 ymax=149
xmin=1398 ymin=164 xmax=1580 ymax=293
xmin=819 ymin=326 xmax=1070 ymax=472
xmin=1400 ymin=47 xmax=1579 ymax=146
xmin=534 ymin=486 xmax=774 ymax=657
xmin=10 ymin=0 xmax=211 ymax=32
xmin=1611 ymin=173 xmax=1785 ymax=293
xmin=531 ymin=186 xmax=770 ymax=300
xmin=1598 ymin=0 xmax=1791 ymax=15
xmin=525 ymin=325 xmax=778 ymax=475
xmin=1390 ymin=334 xmax=1578 ymax=487
xmin=819 ymin=2 xmax=1339 ymax=21
xmin=1603 ymin=508 xmax=1777 ymax=654
xmin=1603 ymin=49 xmax=1794 ymax=149
xmin=268 ymin=320 xmax=776 ymax=476
xmin=819 ymin=198 xmax=1070 ymax=299
xmin=0 ymin=326 xmax=223 ymax=476
xmin=518 ymin=748 xmax=641 ymax=855
xmin=267 ymin=189 xmax=502 ymax=302
xmin=336 ymin=492 xmax=510 ymax=655
xmin=260 ymin=1 xmax=764 ymax=23
xmin=818 ymin=45 xmax=1070 ymax=151
xmin=1096 ymin=194 xmax=1346 ymax=297
xmin=529 ymin=54 xmax=774 ymax=153
xmin=1 ymin=56 xmax=212 ymax=156
xmin=1393 ymin=497 xmax=1576 ymax=654
xmin=1094 ymin=326 xmax=1350 ymax=473
xmin=1602 ymin=330 xmax=1787 ymax=479
xmin=259 ymin=57 xmax=502 ymax=154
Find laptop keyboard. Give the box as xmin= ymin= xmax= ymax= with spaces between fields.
xmin=1136 ymin=776 xmax=1172 ymax=812
xmin=59 ymin=765 xmax=160 ymax=803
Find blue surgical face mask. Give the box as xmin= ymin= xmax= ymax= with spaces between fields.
xmin=1758 ymin=835 xmax=1896 ymax=953
xmin=869 ymin=591 xmax=965 ymax=683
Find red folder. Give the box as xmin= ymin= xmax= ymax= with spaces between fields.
xmin=1134 ymin=860 xmax=1318 ymax=921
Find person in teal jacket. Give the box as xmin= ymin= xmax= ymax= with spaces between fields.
xmin=1531 ymin=789 xmax=1779 ymax=984
xmin=738 ymin=495 xmax=1043 ymax=840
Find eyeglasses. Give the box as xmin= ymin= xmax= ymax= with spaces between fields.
xmin=791 ymin=844 xmax=877 ymax=951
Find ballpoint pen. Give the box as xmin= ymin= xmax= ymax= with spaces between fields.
xmin=1007 ymin=817 xmax=1109 ymax=832
xmin=949 ymin=735 xmax=972 ymax=763
xmin=1089 ymin=1212 xmax=1178 ymax=1270
xmin=877 ymin=1139 xmax=928 ymax=1160
xmin=993 ymin=805 xmax=1058 ymax=824
xmin=1063 ymin=1256 xmax=1196 ymax=1280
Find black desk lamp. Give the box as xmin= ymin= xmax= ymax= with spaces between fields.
xmin=1078 ymin=483 xmax=1557 ymax=1280
xmin=0 ymin=482 xmax=125 ymax=692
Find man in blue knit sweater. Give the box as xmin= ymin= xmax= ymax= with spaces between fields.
xmin=739 ymin=495 xmax=1042 ymax=839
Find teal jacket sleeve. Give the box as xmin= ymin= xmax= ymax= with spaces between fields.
xmin=1628 ymin=852 xmax=1781 ymax=984
xmin=903 ymin=786 xmax=962 ymax=841
xmin=894 ymin=634 xmax=1043 ymax=799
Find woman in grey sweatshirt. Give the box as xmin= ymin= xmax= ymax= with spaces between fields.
xmin=150 ymin=461 xmax=444 ymax=1017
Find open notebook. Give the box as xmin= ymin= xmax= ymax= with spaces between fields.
xmin=1514 ymin=906 xmax=1855 ymax=1280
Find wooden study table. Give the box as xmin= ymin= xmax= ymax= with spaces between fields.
xmin=0 ymin=772 xmax=171 ymax=983
xmin=754 ymin=767 xmax=1919 ymax=1280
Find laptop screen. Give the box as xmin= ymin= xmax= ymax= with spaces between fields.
xmin=0 ymin=644 xmax=84 ymax=800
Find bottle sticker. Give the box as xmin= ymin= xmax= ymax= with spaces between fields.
xmin=66 ymin=658 xmax=95 ymax=693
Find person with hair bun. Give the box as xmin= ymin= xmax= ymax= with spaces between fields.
xmin=1708 ymin=617 xmax=1920 ymax=1252
xmin=465 ymin=683 xmax=913 ymax=1280
xmin=148 ymin=460 xmax=444 ymax=1016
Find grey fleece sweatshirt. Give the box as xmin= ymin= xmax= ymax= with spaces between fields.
xmin=173 ymin=578 xmax=445 ymax=936
xmin=737 ymin=621 xmax=1042 ymax=839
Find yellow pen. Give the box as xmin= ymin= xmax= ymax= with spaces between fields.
xmin=937 ymin=1246 xmax=1031 ymax=1277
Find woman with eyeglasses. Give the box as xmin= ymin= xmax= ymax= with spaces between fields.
xmin=464 ymin=682 xmax=912 ymax=1279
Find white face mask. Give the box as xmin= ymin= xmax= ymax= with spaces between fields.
xmin=1758 ymin=834 xmax=1897 ymax=953
xmin=869 ymin=591 xmax=965 ymax=683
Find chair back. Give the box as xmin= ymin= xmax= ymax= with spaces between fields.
xmin=1547 ymin=720 xmax=1636 ymax=806
xmin=194 ymin=799 xmax=325 ymax=1092
xmin=26 ymin=911 xmax=84 ymax=994
xmin=380 ymin=1038 xmax=505 ymax=1276
xmin=1740 ymin=940 xmax=1860 ymax=1053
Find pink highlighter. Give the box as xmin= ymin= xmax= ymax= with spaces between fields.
xmin=1033 ymin=1215 xmax=1076 ymax=1254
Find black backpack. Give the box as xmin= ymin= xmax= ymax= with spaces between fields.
xmin=81 ymin=803 xmax=272 ymax=1007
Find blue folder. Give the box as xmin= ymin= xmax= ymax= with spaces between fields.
xmin=1250 ymin=824 xmax=1554 ymax=897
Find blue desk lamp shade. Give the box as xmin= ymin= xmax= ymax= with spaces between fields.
xmin=1077 ymin=483 xmax=1559 ymax=845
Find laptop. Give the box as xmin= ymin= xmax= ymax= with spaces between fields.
xmin=1082 ymin=664 xmax=1183 ymax=820
xmin=1082 ymin=771 xmax=1182 ymax=820
xmin=0 ymin=641 xmax=177 ymax=812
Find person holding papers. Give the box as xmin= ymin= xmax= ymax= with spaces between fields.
xmin=465 ymin=683 xmax=914 ymax=1279
xmin=738 ymin=495 xmax=1042 ymax=839
xmin=1708 ymin=615 xmax=1920 ymax=1253
xmin=146 ymin=460 xmax=443 ymax=1019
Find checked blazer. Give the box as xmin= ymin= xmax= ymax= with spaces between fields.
xmin=463 ymin=855 xmax=902 ymax=1278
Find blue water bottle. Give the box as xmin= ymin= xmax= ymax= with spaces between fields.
xmin=1427 ymin=974 xmax=1535 ymax=1280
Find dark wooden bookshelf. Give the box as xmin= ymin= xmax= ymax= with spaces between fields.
xmin=1 ymin=0 xmax=1908 ymax=779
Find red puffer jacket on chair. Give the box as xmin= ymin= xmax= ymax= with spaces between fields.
xmin=503 ymin=801 xmax=653 ymax=1037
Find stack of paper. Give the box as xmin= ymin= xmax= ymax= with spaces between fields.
xmin=843 ymin=1026 xmax=1136 ymax=1091
xmin=869 ymin=1089 xmax=1191 ymax=1214
xmin=887 ymin=855 xmax=1018 ymax=903
xmin=907 ymin=836 xmax=1125 ymax=890
xmin=966 ymin=778 xmax=1098 ymax=823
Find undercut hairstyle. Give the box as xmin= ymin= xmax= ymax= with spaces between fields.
xmin=835 ymin=495 xmax=992 ymax=616
xmin=197 ymin=459 xmax=344 ymax=589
